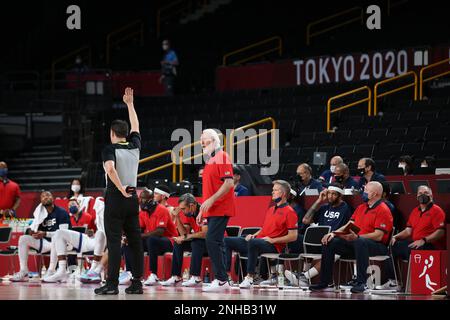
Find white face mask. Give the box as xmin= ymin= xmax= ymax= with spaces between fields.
xmin=398 ymin=163 xmax=406 ymax=169
xmin=330 ymin=165 xmax=336 ymax=173
xmin=71 ymin=185 xmax=81 ymax=193
xmin=421 ymin=164 xmax=428 ymax=168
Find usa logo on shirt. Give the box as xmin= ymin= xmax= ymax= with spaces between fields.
xmin=159 ymin=221 xmax=165 ymax=225
xmin=380 ymin=223 xmax=386 ymax=228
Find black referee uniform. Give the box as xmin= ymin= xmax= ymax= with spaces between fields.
xmin=102 ymin=131 xmax=143 ymax=288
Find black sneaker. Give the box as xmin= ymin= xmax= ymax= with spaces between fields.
xmin=340 ymin=278 xmax=358 ymax=290
xmin=125 ymin=279 xmax=143 ymax=294
xmin=350 ymin=282 xmax=368 ymax=293
xmin=309 ymin=283 xmax=335 ymax=292
xmin=94 ymin=284 xmax=119 ymax=295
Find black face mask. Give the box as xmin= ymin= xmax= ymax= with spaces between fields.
xmin=358 ymin=168 xmax=366 ymax=177
xmin=297 ymin=175 xmax=303 ymax=182
xmin=140 ymin=200 xmax=158 ymax=214
xmin=334 ymin=175 xmax=344 ymax=183
xmin=417 ymin=194 xmax=431 ymax=205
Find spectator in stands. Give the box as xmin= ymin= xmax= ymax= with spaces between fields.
xmin=318 ymin=156 xmax=343 ymax=185
xmin=356 ymin=158 xmax=386 ymax=191
xmin=154 ymin=184 xmax=176 ymax=221
xmin=398 ymin=155 xmax=415 ymax=176
xmin=67 ymin=178 xmax=91 ymax=211
xmin=159 ymin=39 xmax=179 ymax=96
xmin=310 ymin=181 xmax=393 ymax=293
xmin=376 ymin=185 xmax=446 ymax=291
xmin=160 ymin=193 xmax=208 ymax=287
xmin=224 ymin=180 xmax=298 ymax=289
xmin=122 ymin=190 xmax=178 ymax=286
xmin=294 ymin=163 xmax=323 ymax=195
xmin=0 ymin=161 xmax=21 ymax=219
xmin=11 ymin=191 xmax=71 ymax=282
xmin=333 ymin=163 xmax=358 ymax=190
xmin=68 ymin=196 xmax=93 ymax=230
xmin=233 ymin=166 xmax=250 ymax=196
xmin=421 ymin=156 xmax=436 ymax=169
xmin=285 ymin=184 xmax=353 ymax=287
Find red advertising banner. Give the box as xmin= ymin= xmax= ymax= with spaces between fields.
xmin=410 ymin=250 xmax=447 ymax=295
xmin=216 ymin=45 xmax=450 ymax=91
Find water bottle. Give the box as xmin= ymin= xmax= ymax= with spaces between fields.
xmin=277 ymin=265 xmax=285 ymax=288
xmin=203 ymin=267 xmax=210 ymax=283
xmin=41 ymin=265 xmax=47 ymax=279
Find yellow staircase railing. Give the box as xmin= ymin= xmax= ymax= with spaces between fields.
xmin=419 ymin=58 xmax=450 ymax=100
xmin=222 ymin=36 xmax=282 ymax=66
xmin=306 ymin=7 xmax=363 ymax=46
xmin=374 ymin=71 xmax=417 ymax=115
xmin=51 ymin=45 xmax=91 ymax=91
xmin=326 ymin=86 xmax=372 ymax=133
xmin=106 ymin=20 xmax=144 ymax=65
xmin=138 ymin=150 xmax=177 ymax=182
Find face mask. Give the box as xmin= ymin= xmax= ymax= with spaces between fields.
xmin=162 ymin=45 xmax=169 ymax=51
xmin=398 ymin=163 xmax=406 ymax=169
xmin=273 ymin=197 xmax=282 ymax=203
xmin=417 ymin=194 xmax=431 ymax=205
xmin=297 ymin=175 xmax=303 ymax=182
xmin=140 ymin=200 xmax=157 ymax=213
xmin=358 ymin=168 xmax=366 ymax=177
xmin=421 ymin=164 xmax=428 ymax=168
xmin=71 ymin=185 xmax=81 ymax=193
xmin=330 ymin=165 xmax=336 ymax=173
xmin=361 ymin=192 xmax=369 ymax=203
xmin=334 ymin=175 xmax=344 ymax=183
xmin=0 ymin=168 xmax=7 ymax=178
xmin=69 ymin=206 xmax=79 ymax=214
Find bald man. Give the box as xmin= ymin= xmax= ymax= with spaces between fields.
xmin=0 ymin=161 xmax=21 ymax=219
xmin=310 ymin=181 xmax=393 ymax=293
xmin=319 ymin=156 xmax=343 ymax=186
xmin=295 ymin=163 xmax=323 ymax=195
xmin=376 ymin=186 xmax=446 ymax=291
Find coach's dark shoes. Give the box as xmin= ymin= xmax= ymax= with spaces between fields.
xmin=94 ymin=284 xmax=119 ymax=295
xmin=350 ymin=282 xmax=368 ymax=293
xmin=125 ymin=279 xmax=144 ymax=294
xmin=309 ymin=283 xmax=335 ymax=292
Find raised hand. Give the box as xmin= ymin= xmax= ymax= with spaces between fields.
xmin=123 ymin=87 xmax=134 ymax=105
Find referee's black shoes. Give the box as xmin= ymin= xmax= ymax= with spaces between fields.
xmin=94 ymin=284 xmax=119 ymax=295
xmin=125 ymin=279 xmax=144 ymax=294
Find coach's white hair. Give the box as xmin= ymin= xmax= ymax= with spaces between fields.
xmin=202 ymin=129 xmax=221 ymax=149
xmin=417 ymin=185 xmax=433 ymax=196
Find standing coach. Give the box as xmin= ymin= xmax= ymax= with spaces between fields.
xmin=95 ymin=87 xmax=144 ymax=295
xmin=197 ymin=129 xmax=236 ymax=292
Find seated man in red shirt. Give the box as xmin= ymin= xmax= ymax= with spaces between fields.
xmin=160 ymin=193 xmax=208 ymax=287
xmin=310 ymin=181 xmax=393 ymax=293
xmin=376 ymin=185 xmax=446 ymax=291
xmin=122 ymin=189 xmax=178 ymax=286
xmin=0 ymin=161 xmax=21 ymax=219
xmin=68 ymin=197 xmax=94 ymax=230
xmin=224 ymin=180 xmax=298 ymax=289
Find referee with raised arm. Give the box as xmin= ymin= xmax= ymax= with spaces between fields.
xmin=95 ymin=87 xmax=144 ymax=295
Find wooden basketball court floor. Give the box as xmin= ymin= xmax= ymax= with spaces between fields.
xmin=0 ymin=280 xmax=445 ymax=300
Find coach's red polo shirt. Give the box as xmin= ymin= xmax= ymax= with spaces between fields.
xmin=407 ymin=203 xmax=446 ymax=249
xmin=0 ymin=179 xmax=21 ymax=210
xmin=180 ymin=213 xmax=208 ymax=233
xmin=351 ymin=200 xmax=393 ymax=245
xmin=202 ymin=149 xmax=236 ymax=218
xmin=139 ymin=204 xmax=178 ymax=239
xmin=256 ymin=203 xmax=298 ymax=252
xmin=70 ymin=210 xmax=93 ymax=228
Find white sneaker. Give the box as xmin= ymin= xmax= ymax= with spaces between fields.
xmin=42 ymin=269 xmax=56 ymax=280
xmin=239 ymin=276 xmax=254 ymax=289
xmin=182 ymin=276 xmax=202 ymax=287
xmin=143 ymin=273 xmax=159 ymax=286
xmin=160 ymin=276 xmax=182 ymax=286
xmin=10 ymin=270 xmax=29 ymax=282
xmin=42 ymin=270 xmax=68 ymax=283
xmin=375 ymin=279 xmax=400 ymax=291
xmin=119 ymin=271 xmax=132 ymax=285
xmin=202 ymin=279 xmax=231 ymax=292
xmin=259 ymin=275 xmax=277 ymax=286
xmin=284 ymin=270 xmax=299 ymax=286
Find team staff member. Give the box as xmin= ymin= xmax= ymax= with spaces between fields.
xmin=197 ymin=129 xmax=235 ymax=292
xmin=68 ymin=197 xmax=93 ymax=229
xmin=0 ymin=161 xmax=21 ymax=219
xmin=310 ymin=181 xmax=393 ymax=293
xmin=376 ymin=185 xmax=446 ymax=291
xmin=224 ymin=180 xmax=298 ymax=288
xmin=318 ymin=156 xmax=343 ymax=185
xmin=160 ymin=193 xmax=208 ymax=287
xmin=95 ymin=87 xmax=143 ymax=295
xmin=356 ymin=158 xmax=386 ymax=191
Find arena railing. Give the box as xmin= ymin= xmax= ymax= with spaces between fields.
xmin=326 ymin=86 xmax=372 ymax=133
xmin=106 ymin=19 xmax=144 ymax=66
xmin=51 ymin=45 xmax=92 ymax=92
xmin=222 ymin=36 xmax=283 ymax=66
xmin=138 ymin=150 xmax=177 ymax=183
xmin=419 ymin=58 xmax=450 ymax=100
xmin=373 ymin=70 xmax=417 ymax=115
